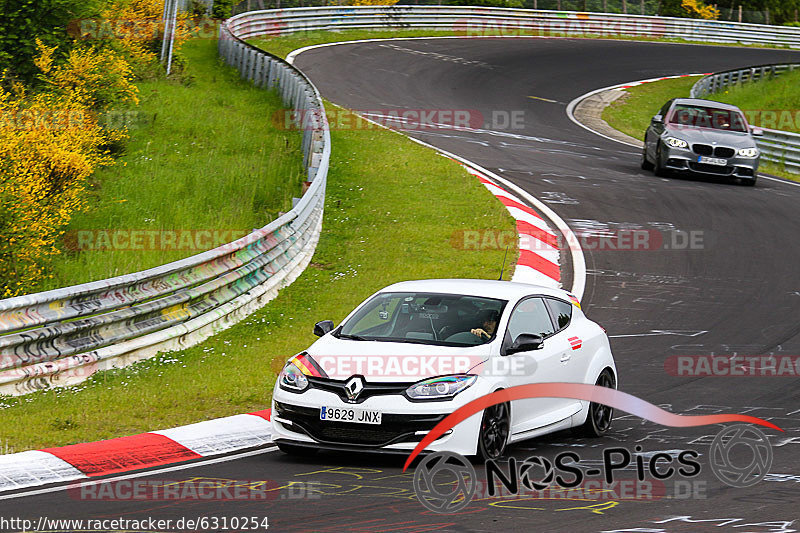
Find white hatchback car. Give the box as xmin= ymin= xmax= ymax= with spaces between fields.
xmin=271 ymin=279 xmax=617 ymax=460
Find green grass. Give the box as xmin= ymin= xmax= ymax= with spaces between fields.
xmin=711 ymin=69 xmax=800 ymax=134
xmin=602 ymin=72 xmax=800 ymax=181
xmin=0 ymin=100 xmax=516 ymax=451
xmin=36 ymin=38 xmax=306 ymax=292
xmin=602 ymin=76 xmax=700 ymax=140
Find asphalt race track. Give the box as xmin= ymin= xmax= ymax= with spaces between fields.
xmin=5 ymin=39 xmax=800 ymax=532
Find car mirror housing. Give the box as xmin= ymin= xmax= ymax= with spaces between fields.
xmin=750 ymin=127 xmax=764 ymax=137
xmin=313 ymin=320 xmax=335 ymax=337
xmin=651 ymin=114 xmax=663 ymax=124
xmin=506 ymin=333 xmax=544 ymax=355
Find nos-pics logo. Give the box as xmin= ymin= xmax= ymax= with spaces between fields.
xmin=412 ymin=424 xmax=773 ymax=513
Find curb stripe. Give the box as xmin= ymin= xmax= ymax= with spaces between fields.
xmin=42 ymin=434 xmax=202 ymax=477
xmin=460 ymin=163 xmax=562 ymax=288
xmin=518 ymin=249 xmax=561 ymax=281
xmin=497 ymin=196 xmax=543 ymax=219
xmin=153 ymin=413 xmax=272 ymax=457
xmin=517 ymin=220 xmax=559 ymax=248
xmin=0 ymin=451 xmax=87 ymax=492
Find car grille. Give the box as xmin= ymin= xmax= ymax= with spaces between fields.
xmin=688 ymin=162 xmax=733 ymax=175
xmin=308 ymin=376 xmax=409 ymax=404
xmin=692 ymin=144 xmax=735 ymax=158
xmin=274 ymin=401 xmax=447 ymax=447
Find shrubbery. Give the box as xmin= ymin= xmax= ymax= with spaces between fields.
xmin=0 ymin=0 xmax=185 ymax=297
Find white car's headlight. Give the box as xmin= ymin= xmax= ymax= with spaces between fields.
xmin=406 ymin=374 xmax=477 ymax=400
xmin=665 ymin=137 xmax=689 ymax=149
xmin=738 ymin=147 xmax=759 ymax=158
xmin=279 ymin=360 xmax=309 ymax=392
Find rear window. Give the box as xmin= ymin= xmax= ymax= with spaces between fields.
xmin=545 ymin=298 xmax=573 ymax=331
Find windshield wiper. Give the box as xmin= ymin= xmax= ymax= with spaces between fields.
xmin=337 ymin=333 xmax=368 ymax=341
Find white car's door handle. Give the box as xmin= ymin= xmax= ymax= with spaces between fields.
xmin=560 ymin=353 xmax=571 ymax=363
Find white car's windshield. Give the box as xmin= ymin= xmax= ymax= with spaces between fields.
xmin=337 ymin=292 xmax=507 ymax=347
xmin=667 ymin=105 xmax=748 ymax=133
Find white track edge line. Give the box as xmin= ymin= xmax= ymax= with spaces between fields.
xmin=0 ymin=446 xmax=279 ymax=501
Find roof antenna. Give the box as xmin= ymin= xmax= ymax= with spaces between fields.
xmin=498 ymin=245 xmax=509 ymax=281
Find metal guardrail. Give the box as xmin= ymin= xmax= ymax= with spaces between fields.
xmin=690 ymin=63 xmax=800 ymax=98
xmin=691 ymin=64 xmax=800 ymax=173
xmin=227 ymin=5 xmax=800 ymax=47
xmin=0 ymin=20 xmax=330 ymax=396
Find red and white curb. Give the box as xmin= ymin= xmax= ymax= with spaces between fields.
xmin=459 ymin=165 xmax=561 ymax=288
xmin=0 ymin=409 xmax=271 ymax=493
xmin=565 ymin=73 xmax=709 ymax=147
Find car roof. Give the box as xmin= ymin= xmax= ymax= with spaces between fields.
xmin=378 ymin=279 xmax=571 ymax=301
xmin=671 ymin=98 xmax=742 ymax=112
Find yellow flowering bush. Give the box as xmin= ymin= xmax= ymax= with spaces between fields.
xmin=348 ymin=0 xmax=400 ymax=5
xmin=35 ymin=41 xmax=139 ymax=110
xmin=682 ymin=0 xmax=720 ymax=20
xmin=67 ymin=0 xmax=193 ymax=79
xmin=0 ymin=40 xmax=137 ymax=297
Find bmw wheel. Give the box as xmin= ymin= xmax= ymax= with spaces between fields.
xmin=740 ymin=175 xmax=758 ymax=187
xmin=477 ymin=401 xmax=510 ymax=461
xmin=580 ymin=370 xmax=616 ymax=437
xmin=640 ymin=145 xmax=654 ymax=171
xmin=654 ymin=144 xmax=666 ymax=177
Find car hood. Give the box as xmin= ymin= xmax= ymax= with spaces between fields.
xmin=303 ymin=335 xmax=492 ymax=382
xmin=664 ymin=126 xmax=755 ymax=148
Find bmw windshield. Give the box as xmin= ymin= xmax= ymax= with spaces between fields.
xmin=336 ymin=292 xmax=507 ymax=347
xmin=668 ymin=105 xmax=748 ymax=133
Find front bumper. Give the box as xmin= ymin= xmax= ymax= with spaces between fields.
xmin=661 ymin=144 xmax=759 ymax=179
xmin=271 ymin=385 xmax=483 ymax=456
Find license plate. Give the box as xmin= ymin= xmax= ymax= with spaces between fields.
xmin=320 ymin=406 xmax=382 ymax=425
xmin=698 ymin=156 xmax=727 ymax=166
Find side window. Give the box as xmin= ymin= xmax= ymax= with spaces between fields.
xmin=545 ymin=298 xmax=572 ymax=332
xmin=660 ymin=100 xmax=673 ymax=118
xmin=506 ymin=298 xmax=556 ymax=341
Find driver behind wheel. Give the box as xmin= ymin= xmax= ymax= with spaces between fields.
xmin=470 ymin=309 xmax=499 ymax=340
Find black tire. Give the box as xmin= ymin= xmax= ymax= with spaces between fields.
xmin=580 ymin=370 xmax=616 ymax=437
xmin=740 ymin=175 xmax=757 ymax=187
xmin=277 ymin=441 xmax=318 ymax=456
xmin=476 ymin=401 xmax=510 ymax=462
xmin=653 ymin=144 xmax=666 ymax=177
xmin=640 ymin=145 xmax=654 ymax=171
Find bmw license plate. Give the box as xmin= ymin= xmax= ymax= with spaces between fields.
xmin=320 ymin=406 xmax=382 ymax=424
xmin=698 ymin=156 xmax=727 ymax=166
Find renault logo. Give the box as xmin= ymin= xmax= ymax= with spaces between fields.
xmin=345 ymin=376 xmax=365 ymax=401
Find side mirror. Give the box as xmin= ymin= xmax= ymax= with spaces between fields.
xmin=651 ymin=114 xmax=664 ymax=125
xmin=506 ymin=333 xmax=544 ymax=355
xmin=313 ymin=320 xmax=334 ymax=337
xmin=750 ymin=127 xmax=764 ymax=137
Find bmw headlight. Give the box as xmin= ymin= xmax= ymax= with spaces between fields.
xmin=665 ymin=137 xmax=689 ymax=149
xmin=279 ymin=360 xmax=309 ymax=392
xmin=406 ymin=375 xmax=477 ymax=400
xmin=738 ymin=147 xmax=759 ymax=158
